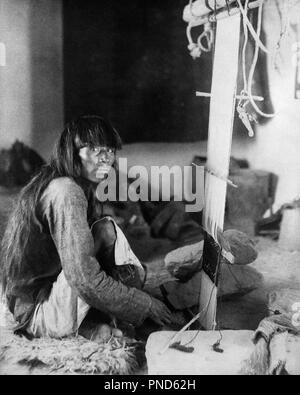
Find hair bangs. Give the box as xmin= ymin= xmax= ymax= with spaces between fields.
xmin=74 ymin=116 xmax=122 ymax=151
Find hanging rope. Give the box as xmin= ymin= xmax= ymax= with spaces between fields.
xmin=236 ymin=0 xmax=276 ymax=124
xmin=186 ymin=0 xmax=215 ymax=59
xmin=186 ymin=22 xmax=214 ymax=59
xmin=242 ymin=0 xmax=250 ymax=93
xmin=236 ymin=0 xmax=269 ymax=54
xmin=236 ymin=0 xmax=257 ymax=137
xmin=246 ymin=0 xmax=276 ymax=118
xmin=186 ymin=0 xmax=269 ymax=61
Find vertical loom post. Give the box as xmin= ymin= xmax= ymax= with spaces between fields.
xmin=199 ymin=12 xmax=241 ymax=330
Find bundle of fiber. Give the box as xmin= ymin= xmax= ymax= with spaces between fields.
xmin=0 ymin=331 xmax=142 ymax=375
xmin=241 ymin=314 xmax=300 ymax=375
xmin=268 ymin=288 xmax=300 ymax=316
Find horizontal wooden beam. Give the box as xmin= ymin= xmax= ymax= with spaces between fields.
xmin=183 ymin=0 xmax=263 ymax=27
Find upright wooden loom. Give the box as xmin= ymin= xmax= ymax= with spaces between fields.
xmin=183 ymin=0 xmax=266 ymax=332
xmin=199 ymin=12 xmax=241 ymax=330
xmin=158 ymin=1 xmax=264 ymax=357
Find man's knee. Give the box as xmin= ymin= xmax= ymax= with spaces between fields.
xmin=92 ymin=218 xmax=117 ymax=250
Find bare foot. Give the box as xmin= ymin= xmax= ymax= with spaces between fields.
xmin=90 ymin=324 xmax=124 ymax=342
xmin=111 ymin=327 xmax=123 ymax=338
xmin=90 ymin=323 xmax=112 ymax=342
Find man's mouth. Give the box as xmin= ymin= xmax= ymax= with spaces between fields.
xmin=96 ymin=165 xmax=111 ymax=178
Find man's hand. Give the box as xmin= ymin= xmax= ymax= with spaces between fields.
xmin=148 ymin=297 xmax=172 ymax=326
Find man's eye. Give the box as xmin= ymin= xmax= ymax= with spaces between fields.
xmin=107 ymin=149 xmax=115 ymax=154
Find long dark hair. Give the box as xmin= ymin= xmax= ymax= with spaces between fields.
xmin=0 ymin=115 xmax=122 ymax=295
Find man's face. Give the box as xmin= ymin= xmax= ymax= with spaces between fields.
xmin=79 ymin=145 xmax=116 ymax=183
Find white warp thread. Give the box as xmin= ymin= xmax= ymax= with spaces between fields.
xmin=203 ymin=13 xmax=241 ymax=243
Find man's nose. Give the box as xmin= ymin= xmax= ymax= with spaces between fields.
xmin=98 ymin=151 xmax=110 ymax=163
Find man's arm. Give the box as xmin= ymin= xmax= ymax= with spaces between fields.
xmin=41 ymin=178 xmax=153 ymax=327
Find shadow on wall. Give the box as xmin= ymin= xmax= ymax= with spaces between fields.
xmin=29 ymin=0 xmax=64 ymax=160
xmin=63 ymin=0 xmax=212 ymax=143
xmin=63 ymin=1 xmax=274 ymax=144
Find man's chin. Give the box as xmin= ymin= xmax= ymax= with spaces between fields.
xmin=85 ymin=174 xmax=108 ymax=184
xmin=95 ymin=171 xmax=110 ymax=182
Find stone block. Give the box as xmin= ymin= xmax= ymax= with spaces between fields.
xmin=146 ymin=330 xmax=255 ymax=375
xmin=164 ymin=241 xmax=203 ymax=280
xmin=223 ymin=229 xmax=258 ymax=265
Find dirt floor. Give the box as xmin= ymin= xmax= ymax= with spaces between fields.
xmin=1 ymin=235 xmax=300 ymax=374
xmin=218 ymin=236 xmax=300 ymax=330
xmin=141 ymin=235 xmax=300 ymax=332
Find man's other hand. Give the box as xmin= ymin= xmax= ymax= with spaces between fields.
xmin=148 ymin=297 xmax=172 ymax=326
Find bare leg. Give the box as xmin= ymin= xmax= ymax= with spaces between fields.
xmin=80 ymin=218 xmax=144 ymax=340
xmin=92 ymin=217 xmax=144 ymax=289
xmin=92 ymin=217 xmax=117 ymax=275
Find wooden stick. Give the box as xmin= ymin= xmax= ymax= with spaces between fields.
xmin=192 ymin=163 xmax=238 ymax=188
xmin=159 ymin=312 xmax=202 ymax=355
xmin=196 ymin=91 xmax=264 ymax=101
